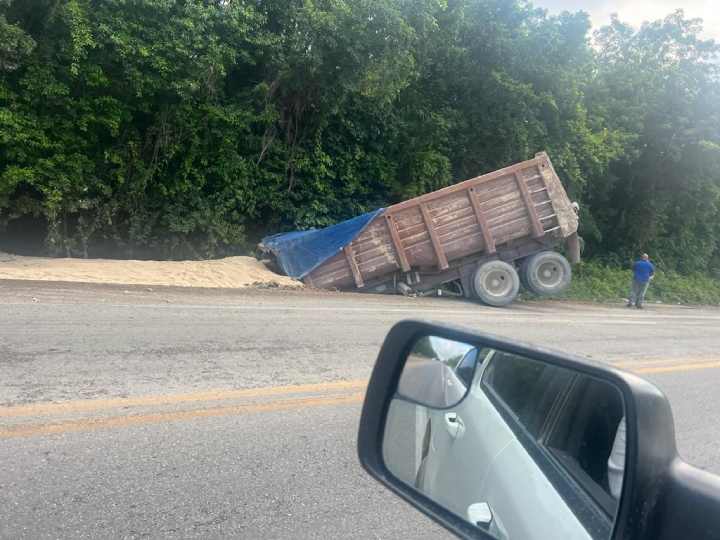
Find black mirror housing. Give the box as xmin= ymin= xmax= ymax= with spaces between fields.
xmin=357 ymin=320 xmax=706 ymax=540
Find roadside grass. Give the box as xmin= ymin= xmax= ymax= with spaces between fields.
xmin=522 ymin=262 xmax=720 ymax=306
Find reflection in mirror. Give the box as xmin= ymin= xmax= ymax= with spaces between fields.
xmin=396 ymin=336 xmax=480 ymax=409
xmin=384 ymin=336 xmax=626 ymax=540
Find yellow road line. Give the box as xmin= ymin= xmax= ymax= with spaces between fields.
xmin=4 ymin=359 xmax=720 ymax=440
xmin=634 ymin=361 xmax=720 ymax=375
xmin=612 ymin=358 xmax=718 ymax=368
xmin=0 ymin=379 xmax=368 ymax=418
xmin=0 ymin=393 xmax=364 ymax=439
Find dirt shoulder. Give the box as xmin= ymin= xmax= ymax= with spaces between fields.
xmin=0 ymin=252 xmax=301 ymax=289
xmin=0 ymin=278 xmax=330 ymax=306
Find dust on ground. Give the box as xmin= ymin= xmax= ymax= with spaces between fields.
xmin=0 ymin=252 xmax=301 ymax=289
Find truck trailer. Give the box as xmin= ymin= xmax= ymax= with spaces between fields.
xmin=260 ymin=152 xmax=580 ymax=306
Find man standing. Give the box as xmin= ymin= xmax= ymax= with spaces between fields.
xmin=627 ymin=253 xmax=655 ymax=309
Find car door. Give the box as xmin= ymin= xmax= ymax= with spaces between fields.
xmin=417 ymin=348 xmax=487 ymax=495
xmin=418 ymin=349 xmax=494 ymax=510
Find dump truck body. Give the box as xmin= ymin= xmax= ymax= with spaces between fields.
xmin=261 ymin=152 xmax=579 ymax=302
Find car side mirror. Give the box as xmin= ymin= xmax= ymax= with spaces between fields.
xmin=358 ymin=320 xmax=720 ymax=540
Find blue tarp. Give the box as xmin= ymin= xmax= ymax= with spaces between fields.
xmin=260 ymin=209 xmax=385 ymax=279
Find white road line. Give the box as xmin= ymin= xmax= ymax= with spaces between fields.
xmin=0 ymin=302 xmax=720 ymax=324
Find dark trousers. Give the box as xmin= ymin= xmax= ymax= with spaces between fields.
xmin=629 ymin=279 xmax=650 ymax=307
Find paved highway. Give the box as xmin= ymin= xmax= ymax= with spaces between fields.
xmin=2 ymin=281 xmax=720 ymax=539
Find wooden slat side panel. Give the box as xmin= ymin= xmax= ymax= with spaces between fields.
xmin=488 ymin=203 xmax=528 ymax=223
xmin=306 ymin=251 xmax=354 ymax=289
xmin=394 ymin=208 xmax=430 ymax=243
xmin=420 ymin=203 xmax=449 ymax=270
xmin=395 ymin=204 xmax=438 ymax=268
xmin=434 ymin=212 xmax=480 ymax=237
xmin=537 ymin=154 xmax=579 ymax=237
xmin=398 ymin=229 xmax=432 ymax=252
xmin=526 ymin=171 xmax=546 ymax=191
xmin=473 ymin=176 xmax=509 ymax=199
xmin=443 ymin=232 xmax=486 ymax=259
xmin=385 ymin=213 xmax=411 ymax=272
xmin=431 ymin=206 xmax=476 ymax=230
xmin=343 ymin=244 xmax=364 ymax=288
xmin=394 ymin=207 xmax=425 ymax=230
xmin=438 ymin=221 xmax=488 ymax=247
xmin=306 ymin=153 xmax=574 ymax=290
xmin=353 ymin=244 xmax=397 ymax=265
xmin=354 ymin=228 xmax=403 ymax=280
xmin=351 ymin=218 xmax=398 ymax=269
xmin=468 ymin=187 xmax=496 ymax=254
xmin=386 ymin=160 xmax=537 ymax=213
xmin=308 ymin=214 xmax=398 ymax=289
xmin=479 ymin=194 xmax=525 ymax=217
xmin=537 ymin=204 xmax=558 ymax=221
xmin=404 ymin=241 xmax=441 ymax=267
xmin=478 ymin=186 xmax=523 ymax=206
xmin=470 ymin=180 xmax=519 ymax=204
xmin=351 ymin=217 xmax=392 ymax=248
xmin=398 ymin=221 xmax=433 ymax=241
xmin=531 ymin=190 xmax=552 ymax=205
xmin=394 ymin=207 xmax=426 ymax=235
xmin=312 ymin=255 xmax=351 ymax=275
xmin=493 ymin=222 xmax=532 ymax=246
xmin=398 ymin=176 xmax=532 ymax=265
xmin=425 ymin=192 xmax=474 ymax=222
xmin=487 ymin=208 xmax=533 ymax=232
xmin=353 ymin=252 xmax=398 ymax=276
xmin=515 ymin=172 xmax=544 ymax=238
xmin=308 ymin=255 xmax=349 ymax=278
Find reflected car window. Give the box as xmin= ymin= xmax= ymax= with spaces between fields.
xmin=482 ymin=351 xmax=572 ymax=438
xmin=546 ymin=377 xmax=624 ymax=515
xmin=482 ymin=351 xmax=624 ymax=522
xmin=454 ymin=348 xmax=480 ymax=388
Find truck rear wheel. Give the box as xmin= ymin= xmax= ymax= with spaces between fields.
xmin=522 ymin=251 xmax=571 ymax=296
xmin=472 ymin=260 xmax=520 ymax=307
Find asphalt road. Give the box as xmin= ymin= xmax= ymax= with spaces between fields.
xmin=2 ymin=280 xmax=720 ymax=539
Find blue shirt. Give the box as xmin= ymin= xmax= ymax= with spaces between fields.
xmin=633 ymin=260 xmax=655 ymax=283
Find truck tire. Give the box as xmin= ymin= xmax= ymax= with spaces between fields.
xmin=472 ymin=260 xmax=520 ymax=307
xmin=522 ymin=251 xmax=571 ymax=296
xmin=519 ymin=257 xmax=532 ymax=290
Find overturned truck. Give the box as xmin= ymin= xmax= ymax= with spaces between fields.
xmin=260 ymin=152 xmax=580 ymax=306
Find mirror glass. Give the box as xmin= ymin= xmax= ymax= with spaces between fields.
xmin=383 ymin=335 xmax=626 ymax=540
xmin=396 ymin=336 xmax=481 ymax=408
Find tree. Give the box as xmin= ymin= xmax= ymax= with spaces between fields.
xmin=0 ymin=1 xmax=718 ymax=277
xmin=588 ymin=11 xmax=720 ymax=272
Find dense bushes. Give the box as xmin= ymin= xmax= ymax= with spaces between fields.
xmin=552 ymin=262 xmax=720 ymax=305
xmin=1 ymin=1 xmax=719 ymax=270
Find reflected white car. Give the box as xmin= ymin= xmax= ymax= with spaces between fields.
xmin=385 ymin=348 xmax=621 ymax=540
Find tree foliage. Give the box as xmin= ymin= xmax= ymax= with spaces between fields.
xmin=0 ymin=1 xmax=718 ymax=272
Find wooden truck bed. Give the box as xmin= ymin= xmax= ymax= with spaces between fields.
xmin=303 ymin=152 xmax=578 ymax=291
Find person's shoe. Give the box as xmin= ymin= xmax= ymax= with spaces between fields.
xmin=626 ymin=302 xmax=633 ymax=308
xmin=636 ymin=305 xmax=643 ymax=309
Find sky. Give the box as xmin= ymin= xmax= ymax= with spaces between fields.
xmin=537 ymin=0 xmax=719 ymax=40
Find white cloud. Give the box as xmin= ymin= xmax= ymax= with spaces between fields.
xmin=538 ymin=0 xmax=719 ymax=40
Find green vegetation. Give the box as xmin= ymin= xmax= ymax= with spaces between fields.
xmin=545 ymin=262 xmax=720 ymax=305
xmin=1 ymin=0 xmax=719 ymax=287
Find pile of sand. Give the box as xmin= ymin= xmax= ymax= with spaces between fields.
xmin=0 ymin=253 xmax=301 ymax=289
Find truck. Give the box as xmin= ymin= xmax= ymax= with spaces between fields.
xmin=259 ymin=152 xmax=580 ymax=307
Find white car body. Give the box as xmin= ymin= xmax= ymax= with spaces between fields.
xmin=385 ymin=351 xmax=593 ymax=540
